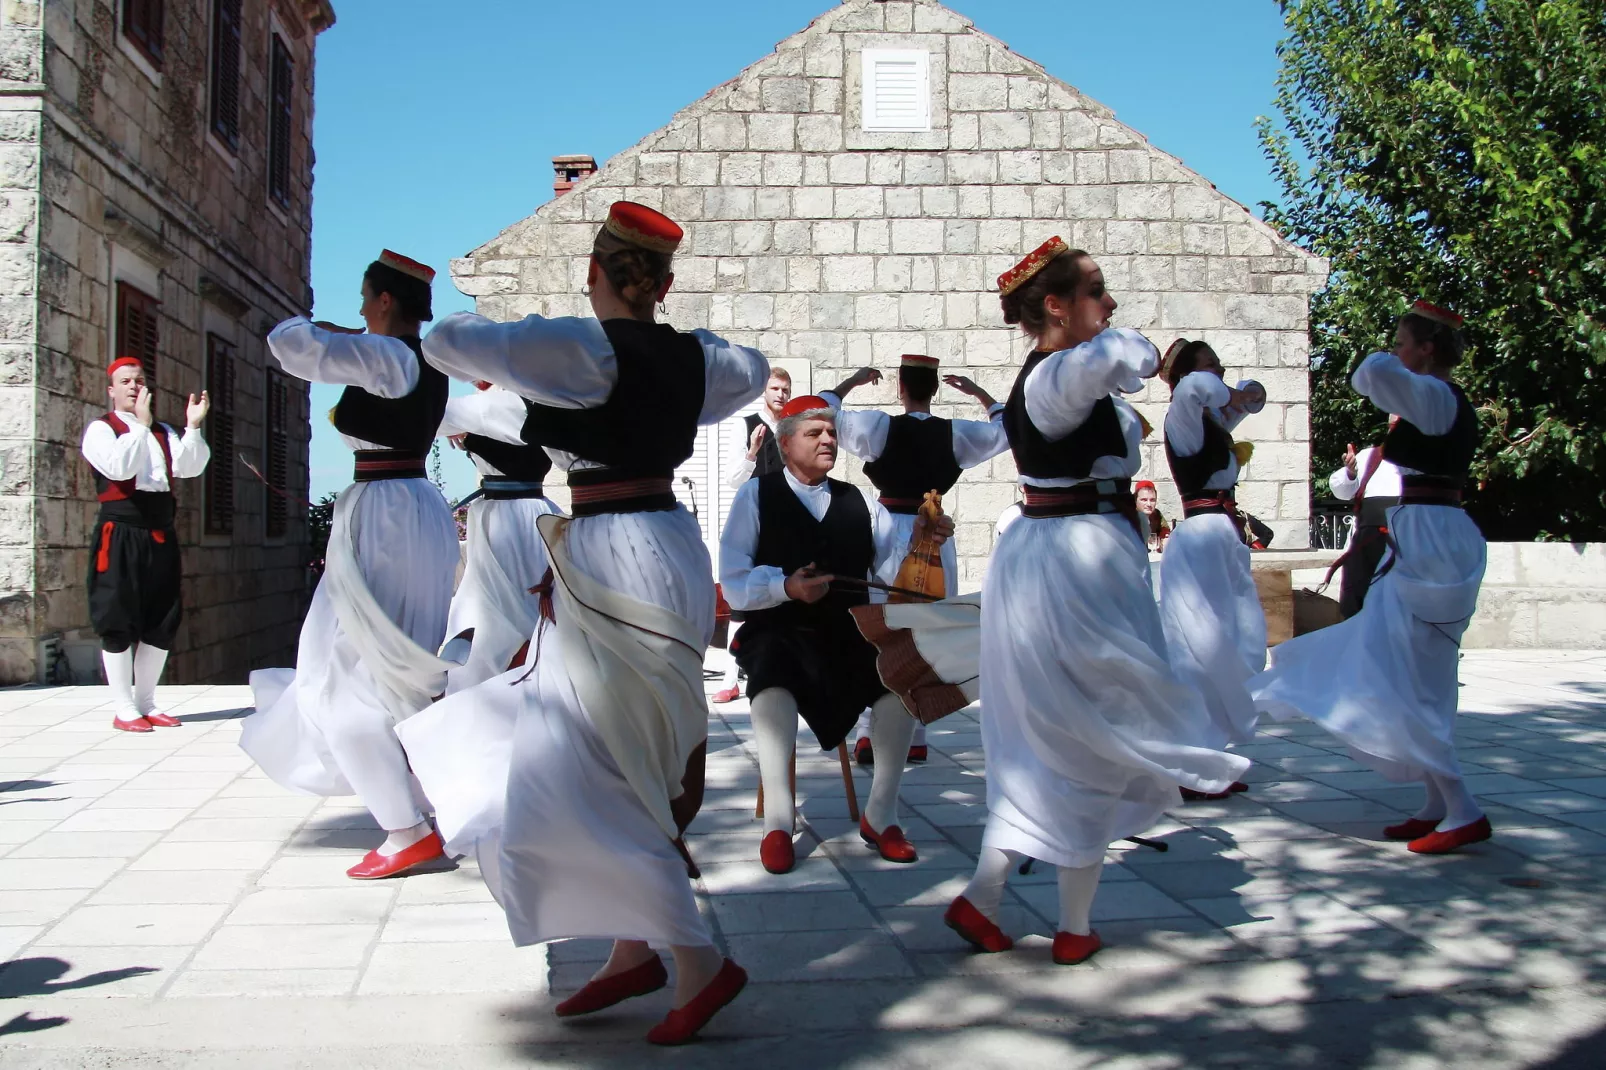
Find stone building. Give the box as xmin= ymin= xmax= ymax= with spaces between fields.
xmin=0 ymin=0 xmax=335 ymax=684
xmin=451 ymin=0 xmax=1327 ymax=585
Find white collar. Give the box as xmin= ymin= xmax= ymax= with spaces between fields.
xmin=783 ymin=467 xmax=831 ymax=497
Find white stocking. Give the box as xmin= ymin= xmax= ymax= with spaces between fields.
xmin=132 ymin=644 xmax=168 ymax=715
xmin=378 ymin=821 xmax=433 ymax=856
xmin=1057 ymin=861 xmax=1102 ymax=936
xmin=961 ymin=846 xmax=1017 ymax=922
xmin=749 ymin=688 xmax=798 ymax=836
xmin=865 ymin=693 xmax=915 ymax=833
xmin=102 ymin=649 xmax=138 ymax=720
xmin=911 ymin=721 xmax=928 ymax=748
xmin=851 ymin=708 xmax=872 ymax=744
xmin=1412 ymin=774 xmax=1447 ymax=823
xmin=1429 ymin=772 xmax=1484 ymax=830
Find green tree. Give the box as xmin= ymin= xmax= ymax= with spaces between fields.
xmin=1259 ymin=0 xmax=1606 ymax=540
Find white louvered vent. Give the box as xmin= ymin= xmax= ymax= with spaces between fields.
xmin=861 ymin=49 xmax=931 ymax=132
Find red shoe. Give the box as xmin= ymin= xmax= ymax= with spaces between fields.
xmin=907 ymin=745 xmax=928 ymax=763
xmin=1227 ymin=780 xmax=1249 ymax=793
xmin=1384 ymin=817 xmax=1441 ymax=841
xmin=760 ymin=829 xmax=795 ymax=874
xmin=345 ymin=831 xmax=446 ymax=879
xmin=944 ymin=895 xmax=1013 ymax=952
xmin=1052 ymin=929 xmax=1102 ymax=965
xmin=1180 ymin=787 xmax=1231 ymax=801
xmin=1408 ymin=815 xmax=1493 ymax=855
xmin=144 ymin=712 xmax=182 ymax=728
xmin=112 ymin=716 xmax=153 ymax=733
xmin=854 ymin=737 xmax=874 ymax=766
xmin=555 ymin=955 xmax=667 ymax=1017
xmin=711 ymin=686 xmax=741 ymax=704
xmin=645 ymin=959 xmax=748 ymax=1045
xmin=859 ymin=817 xmax=917 ymax=863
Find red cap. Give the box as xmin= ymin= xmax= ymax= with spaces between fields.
xmin=107 ymin=357 xmax=144 ymax=378
xmin=998 ymin=236 xmax=1069 ymax=296
xmin=1134 ymin=480 xmax=1157 ymax=494
xmin=603 ymin=201 xmax=684 ymax=254
xmin=900 ymin=354 xmax=940 ymax=369
xmin=379 ymin=249 xmax=435 ymax=284
xmin=778 ymin=395 xmax=832 ymax=420
xmin=1410 ymin=299 xmax=1463 ymax=329
xmin=472 ymin=380 xmax=493 ymax=392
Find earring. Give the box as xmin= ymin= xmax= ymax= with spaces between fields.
xmin=581 ymin=284 xmax=592 ymax=296
xmin=658 ymin=300 xmax=669 ymax=315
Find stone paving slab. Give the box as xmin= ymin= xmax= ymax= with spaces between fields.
xmin=0 ymin=650 xmax=1604 ymax=1067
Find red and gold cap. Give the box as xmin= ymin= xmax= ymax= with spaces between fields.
xmin=997 ymin=236 xmax=1068 ymax=296
xmin=779 ymin=395 xmax=832 ymax=420
xmin=379 ymin=249 xmax=436 ymax=284
xmin=900 ymin=354 xmax=940 ymax=370
xmin=106 ymin=357 xmax=144 ymax=378
xmin=603 ymin=201 xmax=684 ymax=254
xmin=1160 ymin=338 xmax=1195 ymax=381
xmin=1410 ymin=299 xmax=1463 ymax=329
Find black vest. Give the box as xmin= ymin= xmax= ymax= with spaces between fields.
xmin=520 ymin=319 xmax=705 ymax=477
xmin=1381 ymin=382 xmax=1479 ymax=487
xmin=331 ymin=336 xmax=449 ymax=454
xmin=744 ymin=472 xmax=873 ymax=632
xmin=462 ymin=431 xmax=553 ymax=484
xmin=861 ymin=414 xmax=962 ymax=507
xmin=1004 ymin=350 xmax=1128 ymax=481
xmin=1165 ymin=412 xmax=1236 ymax=497
xmin=743 ymin=412 xmax=785 ymax=479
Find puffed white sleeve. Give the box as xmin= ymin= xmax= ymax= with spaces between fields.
xmin=1329 ymin=449 xmax=1365 ymax=501
xmin=80 ymin=419 xmax=148 ymax=480
xmin=1351 ymin=352 xmax=1458 ymax=435
xmin=950 ymin=409 xmax=1010 ymax=470
xmin=167 ymin=424 xmax=210 ymax=478
xmin=819 ymin=391 xmax=890 ymax=461
xmin=693 ymin=329 xmax=769 ymax=425
xmin=422 ymin=312 xmax=616 ymax=409
xmin=1163 ymin=371 xmax=1232 ymax=458
xmin=1024 ymin=328 xmax=1160 ymax=440
xmin=267 ymin=317 xmax=420 ymax=398
xmin=438 ymin=390 xmax=528 ymax=445
xmin=719 ymin=480 xmax=790 ymax=611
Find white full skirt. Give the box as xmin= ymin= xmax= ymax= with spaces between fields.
xmin=241 ymin=479 xmax=458 ymax=830
xmin=398 ymin=505 xmax=714 ymax=948
xmin=1252 ymin=504 xmax=1485 ymax=781
xmin=1158 ymin=513 xmax=1268 ymax=749
xmin=980 ymin=512 xmax=1249 ymax=868
xmin=443 ymin=495 xmax=562 ymax=694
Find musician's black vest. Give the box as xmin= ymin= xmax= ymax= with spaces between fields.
xmin=1165 ymin=412 xmax=1236 ymax=497
xmin=743 ymin=412 xmax=785 ymax=479
xmin=331 ymin=336 xmax=449 ymax=454
xmin=462 ymin=431 xmax=553 ymax=483
xmin=1381 ymin=382 xmax=1478 ymax=487
xmin=520 ymin=319 xmax=705 ymax=476
xmin=1004 ymin=350 xmax=1128 ymax=480
xmin=861 ymin=414 xmax=962 ymax=502
xmin=743 ymin=472 xmax=873 ymax=633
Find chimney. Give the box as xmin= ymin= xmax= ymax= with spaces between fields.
xmin=552 ymin=155 xmax=598 ymax=197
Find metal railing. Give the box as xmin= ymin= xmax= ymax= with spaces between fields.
xmin=1310 ymin=499 xmax=1355 ymax=550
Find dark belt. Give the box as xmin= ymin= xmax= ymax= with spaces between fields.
xmin=567 ymin=469 xmax=677 ymax=518
xmin=877 ymin=496 xmax=923 ymax=515
xmin=97 ymin=491 xmax=175 ymax=529
xmin=480 ymin=478 xmax=546 ymax=501
xmin=1399 ymin=476 xmax=1463 ymax=506
xmin=353 ymin=450 xmax=427 ymax=482
xmin=1357 ymin=495 xmax=1400 ymax=527
xmin=1021 ymin=479 xmax=1139 ymax=534
xmin=1182 ymin=490 xmax=1237 ymax=520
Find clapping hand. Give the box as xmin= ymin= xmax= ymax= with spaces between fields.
xmin=134 ymin=385 xmax=155 ymax=427
xmin=1343 ymin=442 xmax=1359 ymax=479
xmin=746 ymin=423 xmax=767 ymax=460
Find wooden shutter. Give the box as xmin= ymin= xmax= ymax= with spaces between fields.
xmin=209 ymin=0 xmax=242 ymax=149
xmin=204 ymin=335 xmax=236 ymax=535
xmin=267 ymin=35 xmax=294 ymax=209
xmin=115 ymin=281 xmax=160 ymax=383
xmin=122 ymin=0 xmax=165 ymax=70
xmin=264 ymin=368 xmax=290 ymax=539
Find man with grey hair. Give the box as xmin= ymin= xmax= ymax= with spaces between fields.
xmin=719 ymin=395 xmax=953 ymax=875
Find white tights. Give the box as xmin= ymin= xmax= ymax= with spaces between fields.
xmin=1414 ymin=771 xmax=1484 ymax=831
xmin=962 ymin=846 xmax=1102 ymax=935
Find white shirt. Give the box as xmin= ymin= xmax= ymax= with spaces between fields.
xmin=1352 ymin=351 xmax=1458 ymax=479
xmin=1020 ymin=327 xmax=1159 ymax=487
xmin=81 ymin=417 xmax=210 ymax=490
xmin=817 ymin=392 xmax=1009 ymax=471
xmin=267 ymin=317 xmax=422 ymax=452
xmin=719 ymin=468 xmax=906 ymax=612
xmin=723 ymin=406 xmax=779 ymax=490
xmin=1163 ymin=371 xmax=1256 ymax=491
xmin=1329 ymin=446 xmax=1403 ymax=501
xmin=438 ymin=388 xmax=530 ymax=477
xmin=421 ymin=312 xmax=769 ymax=471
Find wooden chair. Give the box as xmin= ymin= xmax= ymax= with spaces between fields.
xmin=756 ymin=742 xmax=860 ymax=822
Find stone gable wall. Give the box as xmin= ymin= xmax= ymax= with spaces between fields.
xmin=453 ymin=0 xmax=1327 ymax=583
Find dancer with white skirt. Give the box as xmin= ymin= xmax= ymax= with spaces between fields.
xmin=399 ymin=202 xmax=767 ymax=1045
xmin=1157 ymin=339 xmax=1268 ymax=795
xmin=241 ymin=250 xmax=458 ymax=881
xmin=438 ymin=383 xmax=560 ymax=693
xmin=943 ymin=238 xmax=1249 ymax=965
xmin=1253 ymin=301 xmax=1489 ymax=854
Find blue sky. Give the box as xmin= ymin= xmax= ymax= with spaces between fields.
xmin=305 ymin=0 xmax=1290 ymax=499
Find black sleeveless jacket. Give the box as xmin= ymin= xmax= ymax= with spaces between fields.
xmin=862 ymin=414 xmax=962 ymax=504
xmin=1004 ymin=350 xmax=1127 ymax=481
xmin=1381 ymin=382 xmax=1478 ymax=486
xmin=462 ymin=431 xmax=553 ymax=484
xmin=743 ymin=412 xmax=785 ymax=479
xmin=739 ymin=472 xmax=873 ymax=634
xmin=331 ymin=336 xmax=449 ymax=454
xmin=1165 ymin=413 xmax=1236 ymax=497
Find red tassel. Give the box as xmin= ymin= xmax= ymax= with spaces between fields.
xmin=95 ymin=522 xmax=114 ymax=573
xmin=529 ymin=568 xmax=557 ymax=625
xmin=151 ymin=530 xmax=166 ymax=544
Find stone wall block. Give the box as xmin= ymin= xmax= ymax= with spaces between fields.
xmin=797 ymin=114 xmax=845 ymax=152
xmin=1116 ymin=186 xmax=1172 ymax=220
xmin=949 ymin=72 xmax=1008 ymax=111
xmin=1224 ymin=294 xmax=1307 ymax=331
xmin=995 ymin=150 xmax=1041 ymax=184
xmin=762 ymin=77 xmax=811 ymax=113
xmin=979 ymin=112 xmax=1032 ymax=149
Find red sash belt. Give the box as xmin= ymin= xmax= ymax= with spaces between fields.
xmin=353 ymin=450 xmax=428 ymax=482
xmin=877 ymin=495 xmax=923 ymax=515
xmin=1399 ymin=476 xmax=1463 ymax=506
xmin=567 ymin=473 xmax=676 ymax=517
xmin=1021 ymin=479 xmax=1140 ymax=535
xmin=1182 ymin=491 xmax=1237 ymax=520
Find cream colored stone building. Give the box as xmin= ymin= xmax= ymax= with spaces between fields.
xmin=0 ymin=0 xmax=334 ymax=684
xmin=451 ymin=0 xmax=1327 ymax=584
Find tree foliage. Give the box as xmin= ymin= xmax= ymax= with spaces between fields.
xmin=1259 ymin=0 xmax=1606 ymax=540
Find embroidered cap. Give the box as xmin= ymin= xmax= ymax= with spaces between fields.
xmin=1410 ymin=299 xmax=1464 ymax=329
xmin=778 ymin=395 xmax=832 ymax=420
xmin=106 ymin=357 xmax=145 ymax=378
xmin=900 ymin=354 xmax=940 ymax=369
xmin=603 ymin=201 xmax=684 ymax=254
xmin=997 ymin=236 xmax=1069 ymax=296
xmin=378 ymin=249 xmax=436 ymax=284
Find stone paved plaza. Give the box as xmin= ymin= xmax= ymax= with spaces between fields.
xmin=2 ymin=650 xmax=1605 ymax=1067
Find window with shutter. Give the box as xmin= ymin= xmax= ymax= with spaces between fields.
xmin=209 ymin=0 xmax=242 ymax=150
xmin=267 ymin=34 xmax=294 ymax=209
xmin=122 ymin=0 xmax=166 ymax=70
xmin=204 ymin=335 xmax=236 ymax=536
xmin=115 ymin=281 xmax=161 ymax=384
xmin=861 ymin=49 xmax=931 ymax=132
xmin=264 ymin=368 xmax=291 ymax=539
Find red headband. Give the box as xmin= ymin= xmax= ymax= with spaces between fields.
xmin=1410 ymin=299 xmax=1463 ymax=329
xmin=604 ymin=201 xmax=684 ymax=254
xmin=379 ymin=249 xmax=435 ymax=284
xmin=106 ymin=357 xmax=144 ymax=378
xmin=778 ymin=395 xmax=832 ymax=420
xmin=998 ymin=237 xmax=1069 ymax=296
